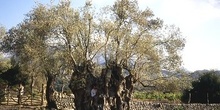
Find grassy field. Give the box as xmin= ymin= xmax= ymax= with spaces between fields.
xmin=133 ymin=91 xmax=182 ymax=103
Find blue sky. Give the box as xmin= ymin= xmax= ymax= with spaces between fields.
xmin=0 ymin=0 xmax=220 ymax=71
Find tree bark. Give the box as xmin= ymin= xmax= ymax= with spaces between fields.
xmin=69 ymin=63 xmax=134 ymax=110
xmin=69 ymin=62 xmax=98 ymax=110
xmin=207 ymin=92 xmax=209 ymax=104
xmin=45 ymin=73 xmax=58 ymax=109
xmin=17 ymin=84 xmax=24 ymax=105
xmin=30 ymin=75 xmax=34 ymax=105
xmin=69 ymin=70 xmax=92 ymax=110
xmin=73 ymin=88 xmax=86 ymax=110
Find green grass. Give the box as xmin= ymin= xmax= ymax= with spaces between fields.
xmin=133 ymin=91 xmax=182 ymax=102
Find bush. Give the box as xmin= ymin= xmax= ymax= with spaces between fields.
xmin=133 ymin=92 xmax=147 ymax=99
xmin=0 ymin=78 xmax=7 ymax=103
xmin=181 ymin=71 xmax=220 ymax=103
xmin=0 ymin=65 xmax=29 ymax=86
xmin=133 ymin=91 xmax=182 ymax=101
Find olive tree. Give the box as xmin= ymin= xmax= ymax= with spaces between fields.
xmin=0 ymin=25 xmax=11 ymax=73
xmin=1 ymin=0 xmax=185 ymax=109
xmin=1 ymin=3 xmax=69 ymax=109
xmin=65 ymin=0 xmax=184 ymax=109
xmin=0 ymin=24 xmax=6 ymax=39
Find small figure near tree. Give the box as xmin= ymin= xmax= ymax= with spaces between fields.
xmin=90 ymin=84 xmax=98 ymax=109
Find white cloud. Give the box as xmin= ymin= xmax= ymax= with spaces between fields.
xmin=200 ymin=0 xmax=220 ymax=19
xmin=140 ymin=0 xmax=220 ymax=71
xmin=141 ymin=0 xmax=220 ymax=33
xmin=208 ymin=0 xmax=220 ymax=7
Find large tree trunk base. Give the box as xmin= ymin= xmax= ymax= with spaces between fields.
xmin=46 ymin=74 xmax=58 ymax=109
xmin=69 ymin=63 xmax=134 ymax=110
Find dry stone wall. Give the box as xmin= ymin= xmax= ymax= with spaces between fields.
xmin=129 ymin=101 xmax=220 ymax=110
xmin=53 ymin=94 xmax=220 ymax=110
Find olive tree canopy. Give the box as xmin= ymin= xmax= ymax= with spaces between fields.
xmin=1 ymin=0 xmax=185 ymax=109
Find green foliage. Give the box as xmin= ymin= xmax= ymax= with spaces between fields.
xmin=0 ymin=58 xmax=11 ymax=73
xmin=155 ymin=77 xmax=192 ymax=93
xmin=0 ymin=24 xmax=6 ymax=40
xmin=133 ymin=91 xmax=182 ymax=102
xmin=0 ymin=78 xmax=7 ymax=103
xmin=181 ymin=71 xmax=220 ymax=103
xmin=0 ymin=65 xmax=29 ymax=86
xmin=0 ymin=0 xmax=185 ymax=109
xmin=173 ymin=106 xmax=184 ymax=110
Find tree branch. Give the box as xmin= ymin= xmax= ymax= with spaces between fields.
xmin=138 ymin=80 xmax=155 ymax=88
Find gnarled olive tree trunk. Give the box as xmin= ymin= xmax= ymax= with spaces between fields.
xmin=45 ymin=73 xmax=58 ymax=109
xmin=69 ymin=62 xmax=97 ymax=110
xmin=69 ymin=62 xmax=134 ymax=110
xmin=101 ymin=65 xmax=133 ymax=110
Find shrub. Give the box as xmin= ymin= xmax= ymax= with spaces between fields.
xmin=0 ymin=78 xmax=7 ymax=103
xmin=181 ymin=71 xmax=220 ymax=103
xmin=133 ymin=91 xmax=182 ymax=101
xmin=133 ymin=92 xmax=147 ymax=99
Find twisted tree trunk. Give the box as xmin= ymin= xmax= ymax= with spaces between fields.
xmin=45 ymin=73 xmax=58 ymax=109
xmin=102 ymin=65 xmax=133 ymax=110
xmin=69 ymin=62 xmax=134 ymax=110
xmin=69 ymin=64 xmax=96 ymax=110
xmin=17 ymin=84 xmax=24 ymax=105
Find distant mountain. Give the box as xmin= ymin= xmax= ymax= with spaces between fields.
xmin=161 ymin=69 xmax=190 ymax=78
xmin=161 ymin=69 xmax=220 ymax=80
xmin=190 ymin=70 xmax=220 ymax=79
